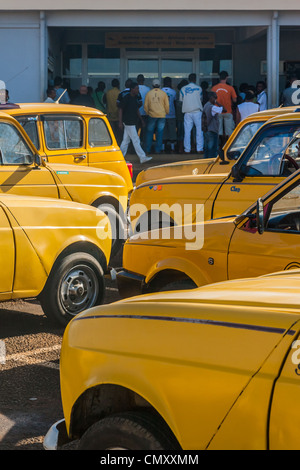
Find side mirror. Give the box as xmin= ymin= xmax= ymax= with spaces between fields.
xmin=256 ymin=198 xmax=264 ymax=234
xmin=231 ymin=164 xmax=243 ymax=181
xmin=218 ymin=148 xmax=229 ymax=165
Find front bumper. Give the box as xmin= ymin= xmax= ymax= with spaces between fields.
xmin=43 ymin=419 xmax=70 ymax=450
xmin=116 ymin=269 xmax=145 ymax=299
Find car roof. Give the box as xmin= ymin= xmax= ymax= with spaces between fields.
xmin=2 ymin=103 xmax=105 ymax=117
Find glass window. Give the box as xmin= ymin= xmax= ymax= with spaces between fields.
xmin=15 ymin=116 xmax=40 ymax=150
xmin=43 ymin=115 xmax=84 ymax=150
xmin=161 ymin=59 xmax=193 ymax=79
xmin=88 ymin=118 xmax=112 ymax=147
xmin=0 ymin=122 xmax=34 ymax=165
xmin=88 ymin=45 xmax=120 ymax=76
xmin=241 ymin=124 xmax=300 ymax=177
xmin=63 ymin=45 xmax=82 ymax=77
xmin=128 ymin=59 xmax=159 ymax=79
xmin=267 ymin=181 xmax=300 ymax=232
xmin=200 ymin=45 xmax=232 ymax=86
xmin=227 ymin=122 xmax=264 ymax=160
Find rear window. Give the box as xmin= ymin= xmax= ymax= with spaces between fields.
xmin=88 ymin=118 xmax=112 ymax=147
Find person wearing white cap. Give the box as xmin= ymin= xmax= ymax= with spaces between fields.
xmin=144 ymin=79 xmax=169 ymax=154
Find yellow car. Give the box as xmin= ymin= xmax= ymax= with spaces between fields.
xmin=0 ymin=193 xmax=111 ymax=325
xmin=0 ymin=111 xmax=128 ymax=256
xmin=45 ymin=269 xmax=300 ymax=450
xmin=3 ymin=102 xmax=133 ymax=194
xmin=118 ymin=164 xmax=300 ymax=296
xmin=130 ymin=110 xmax=300 ymax=233
xmin=136 ymin=106 xmax=300 ymax=185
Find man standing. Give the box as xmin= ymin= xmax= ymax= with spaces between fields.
xmin=179 ymin=73 xmax=204 ymax=154
xmin=53 ymin=76 xmax=70 ymax=104
xmin=212 ymin=71 xmax=237 ymax=145
xmin=137 ymin=74 xmax=150 ymax=148
xmin=202 ymin=92 xmax=224 ymax=159
xmin=162 ymin=76 xmax=177 ymax=153
xmin=71 ymin=85 xmax=95 ymax=107
xmin=119 ymin=82 xmax=152 ymax=164
xmin=236 ymin=91 xmax=259 ymax=123
xmin=256 ymin=81 xmax=268 ymax=111
xmin=104 ymin=79 xmax=121 ymax=144
xmin=144 ymin=79 xmax=169 ymax=154
xmin=281 ymin=76 xmax=299 ymax=107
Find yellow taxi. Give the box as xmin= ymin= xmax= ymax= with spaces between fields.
xmin=3 ymin=102 xmax=133 ymax=194
xmin=0 ymin=192 xmax=111 ymax=326
xmin=45 ymin=269 xmax=300 ymax=450
xmin=118 ymin=164 xmax=300 ymax=296
xmin=0 ymin=111 xmax=128 ymax=257
xmin=129 ymin=109 xmax=300 ymax=233
xmin=135 ymin=106 xmax=300 ymax=185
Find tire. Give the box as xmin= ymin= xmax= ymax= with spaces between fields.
xmin=96 ymin=203 xmax=125 ymax=259
xmin=78 ymin=411 xmax=179 ymax=450
xmin=39 ymin=252 xmax=105 ymax=326
xmin=160 ymin=279 xmax=197 ymax=292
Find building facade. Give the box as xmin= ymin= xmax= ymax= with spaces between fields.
xmin=1 ymin=2 xmax=300 ymax=108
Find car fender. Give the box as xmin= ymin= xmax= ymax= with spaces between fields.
xmin=145 ymin=256 xmax=210 ymax=288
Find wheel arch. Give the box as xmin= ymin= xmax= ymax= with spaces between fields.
xmin=91 ymin=195 xmax=126 ymax=220
xmin=69 ymin=383 xmax=181 ymax=449
xmin=38 ymin=240 xmax=108 ymax=298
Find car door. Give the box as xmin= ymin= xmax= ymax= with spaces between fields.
xmin=0 ymin=204 xmax=15 ymax=299
xmin=268 ymin=323 xmax=300 ymax=450
xmin=87 ymin=116 xmax=124 ymax=172
xmin=227 ymin=173 xmax=300 ymax=281
xmin=0 ymin=119 xmax=58 ymax=199
xmin=212 ymin=121 xmax=300 ymax=219
xmin=39 ymin=114 xmax=88 ymax=166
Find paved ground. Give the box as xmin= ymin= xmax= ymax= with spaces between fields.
xmin=0 ymin=151 xmax=203 ymax=450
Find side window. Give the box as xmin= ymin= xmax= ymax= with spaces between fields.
xmin=267 ymin=182 xmax=300 ymax=232
xmin=227 ymin=122 xmax=264 ymax=160
xmin=241 ymin=124 xmax=300 ymax=177
xmin=43 ymin=115 xmax=84 ymax=150
xmin=88 ymin=118 xmax=112 ymax=147
xmin=0 ymin=122 xmax=34 ymax=165
xmin=15 ymin=116 xmax=40 ymax=150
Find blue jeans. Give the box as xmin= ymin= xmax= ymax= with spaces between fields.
xmin=204 ymin=131 xmax=219 ymax=158
xmin=146 ymin=117 xmax=166 ymax=153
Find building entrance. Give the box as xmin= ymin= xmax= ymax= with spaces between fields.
xmin=125 ymin=51 xmax=195 ymax=89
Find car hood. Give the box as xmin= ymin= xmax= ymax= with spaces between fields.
xmin=78 ymin=269 xmax=300 ymax=328
xmin=135 ymin=157 xmax=217 ymax=186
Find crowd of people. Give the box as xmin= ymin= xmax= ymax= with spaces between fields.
xmin=44 ymin=73 xmax=273 ymax=162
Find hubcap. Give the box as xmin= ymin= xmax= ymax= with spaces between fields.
xmin=59 ymin=265 xmax=99 ymax=316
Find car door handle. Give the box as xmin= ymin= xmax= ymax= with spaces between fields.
xmin=73 ymin=155 xmax=87 ymax=162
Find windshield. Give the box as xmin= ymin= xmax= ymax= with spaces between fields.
xmin=240 ymin=123 xmax=300 ymax=177
xmin=227 ymin=121 xmax=264 ymax=160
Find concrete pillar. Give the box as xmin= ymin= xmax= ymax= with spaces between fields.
xmin=267 ymin=11 xmax=280 ymax=109
xmin=40 ymin=11 xmax=47 ymax=102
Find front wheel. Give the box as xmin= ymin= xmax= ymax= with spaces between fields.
xmin=39 ymin=252 xmax=105 ymax=326
xmin=96 ymin=203 xmax=125 ymax=260
xmin=78 ymin=411 xmax=179 ymax=450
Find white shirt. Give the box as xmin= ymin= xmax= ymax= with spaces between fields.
xmin=179 ymin=82 xmax=203 ymax=114
xmin=257 ymin=91 xmax=268 ymax=111
xmin=238 ymin=101 xmax=259 ymax=121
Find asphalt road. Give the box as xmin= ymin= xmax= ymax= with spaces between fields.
xmin=0 ymin=151 xmax=200 ymax=450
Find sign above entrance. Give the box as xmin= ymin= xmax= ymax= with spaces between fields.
xmin=105 ymin=32 xmax=215 ymax=49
